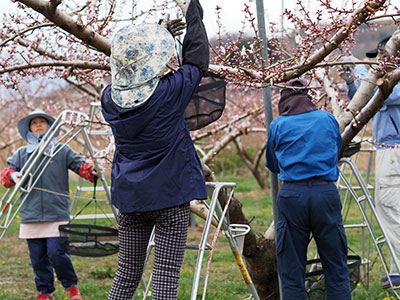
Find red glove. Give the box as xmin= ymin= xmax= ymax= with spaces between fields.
xmin=79 ymin=162 xmax=95 ymax=183
xmin=1 ymin=168 xmax=16 ymax=188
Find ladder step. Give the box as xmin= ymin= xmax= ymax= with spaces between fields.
xmin=89 ymin=130 xmax=110 ymax=136
xmin=185 ymin=244 xmax=212 ymax=250
xmin=72 ymin=213 xmax=115 ymax=220
xmin=361 ymin=258 xmax=370 ymax=265
xmin=76 ymin=186 xmax=106 ymax=192
xmin=376 ymin=237 xmax=386 ymax=245
xmin=357 ymin=195 xmax=367 ymax=202
xmin=344 ymin=223 xmax=367 ymax=229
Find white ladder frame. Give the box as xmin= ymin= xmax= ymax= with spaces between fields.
xmin=136 ymin=182 xmax=260 ymax=300
xmin=338 ymin=157 xmax=400 ymax=297
xmin=0 ymin=109 xmax=115 ymax=242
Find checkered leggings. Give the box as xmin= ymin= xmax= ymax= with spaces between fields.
xmin=108 ymin=202 xmax=190 ymax=300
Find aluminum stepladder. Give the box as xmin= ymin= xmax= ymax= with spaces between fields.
xmin=0 ymin=109 xmax=116 ymax=242
xmin=70 ymin=102 xmax=117 ymax=221
xmin=338 ymin=156 xmax=400 ymax=298
xmin=137 ymin=182 xmax=260 ymax=300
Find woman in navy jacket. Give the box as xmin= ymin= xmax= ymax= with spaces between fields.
xmin=101 ymin=1 xmax=209 ymax=299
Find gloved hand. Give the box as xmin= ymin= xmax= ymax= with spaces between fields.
xmin=1 ymin=168 xmax=18 ymax=188
xmin=79 ymin=162 xmax=95 ymax=183
xmin=174 ymin=0 xmax=191 ymax=17
xmin=159 ymin=14 xmax=186 ymax=37
xmin=339 ymin=65 xmax=355 ymax=85
xmin=11 ymin=171 xmax=22 ymax=185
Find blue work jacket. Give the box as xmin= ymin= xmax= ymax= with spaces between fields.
xmin=347 ymin=64 xmax=400 ymax=146
xmin=7 ymin=144 xmax=85 ymax=223
xmin=266 ymin=110 xmax=342 ymax=182
xmin=101 ymin=64 xmax=207 ymax=213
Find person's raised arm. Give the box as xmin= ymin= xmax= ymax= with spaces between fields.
xmin=182 ymin=0 xmax=209 ymax=74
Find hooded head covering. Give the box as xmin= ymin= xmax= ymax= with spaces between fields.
xmin=278 ymin=78 xmax=317 ymax=116
xmin=366 ymin=35 xmax=391 ymax=58
xmin=110 ymin=23 xmax=175 ymax=108
xmin=17 ymin=109 xmax=55 ymax=141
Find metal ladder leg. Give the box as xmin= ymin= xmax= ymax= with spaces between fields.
xmin=190 ymin=182 xmax=260 ymax=300
xmin=136 ymin=182 xmax=260 ymax=300
xmin=339 ymin=157 xmax=400 ymax=298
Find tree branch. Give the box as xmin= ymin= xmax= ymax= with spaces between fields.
xmin=0 ymin=60 xmax=109 ymax=74
xmin=340 ymin=69 xmax=400 ymax=156
xmin=16 ymin=0 xmax=111 ymax=55
xmin=0 ymin=23 xmax=54 ymax=47
xmin=337 ymin=29 xmax=400 ymax=132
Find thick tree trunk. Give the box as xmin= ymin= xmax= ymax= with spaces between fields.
xmin=204 ymin=166 xmax=280 ymax=299
xmin=229 ymin=198 xmax=280 ymax=300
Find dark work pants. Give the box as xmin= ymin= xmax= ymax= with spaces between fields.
xmin=27 ymin=237 xmax=78 ymax=294
xmin=276 ymin=181 xmax=351 ymax=300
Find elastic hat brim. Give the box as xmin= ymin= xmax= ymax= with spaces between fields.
xmin=111 ymin=77 xmax=160 ymax=108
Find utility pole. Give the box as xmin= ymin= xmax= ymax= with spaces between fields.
xmin=255 ymin=0 xmax=282 ymax=299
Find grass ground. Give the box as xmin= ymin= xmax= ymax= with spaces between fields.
xmin=0 ymin=173 xmax=398 ymax=300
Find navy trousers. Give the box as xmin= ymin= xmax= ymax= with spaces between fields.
xmin=276 ymin=181 xmax=351 ymax=300
xmin=27 ymin=237 xmax=78 ymax=294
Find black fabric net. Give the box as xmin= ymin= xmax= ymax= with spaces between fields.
xmin=59 ymin=224 xmax=119 ymax=257
xmin=185 ymin=72 xmax=226 ymax=131
xmin=305 ymin=255 xmax=361 ymax=300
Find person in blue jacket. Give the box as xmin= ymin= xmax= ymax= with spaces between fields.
xmin=101 ymin=1 xmax=209 ymax=299
xmin=1 ymin=109 xmax=94 ymax=300
xmin=265 ymin=78 xmax=351 ymax=300
xmin=340 ymin=35 xmax=400 ymax=289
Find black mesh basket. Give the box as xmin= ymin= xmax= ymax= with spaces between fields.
xmin=185 ymin=72 xmax=226 ymax=131
xmin=59 ymin=224 xmax=119 ymax=257
xmin=305 ymin=255 xmax=361 ymax=300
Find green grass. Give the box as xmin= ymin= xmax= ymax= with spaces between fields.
xmin=0 ymin=174 xmax=398 ymax=299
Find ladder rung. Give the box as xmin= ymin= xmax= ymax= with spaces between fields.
xmin=356 ymin=195 xmax=367 ymax=202
xmin=72 ymin=213 xmax=114 ymax=219
xmin=76 ymin=186 xmax=106 ymax=192
xmin=185 ymin=244 xmax=212 ymax=250
xmin=376 ymin=238 xmax=386 ymax=245
xmin=89 ymin=130 xmax=110 ymax=136
xmin=344 ymin=223 xmax=367 ymax=229
xmin=361 ymin=258 xmax=370 ymax=265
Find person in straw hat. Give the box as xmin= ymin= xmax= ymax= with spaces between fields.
xmin=101 ymin=0 xmax=209 ymax=299
xmin=1 ymin=109 xmax=95 ymax=300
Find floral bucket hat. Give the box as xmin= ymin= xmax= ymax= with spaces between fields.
xmin=110 ymin=23 xmax=175 ymax=108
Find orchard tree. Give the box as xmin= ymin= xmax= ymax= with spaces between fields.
xmin=1 ymin=0 xmax=400 ymax=299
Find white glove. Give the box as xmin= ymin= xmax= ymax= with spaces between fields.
xmin=11 ymin=171 xmax=22 ymax=185
xmin=174 ymin=0 xmax=190 ymax=17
